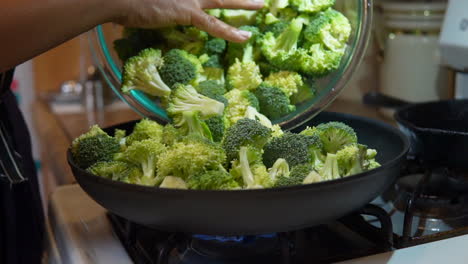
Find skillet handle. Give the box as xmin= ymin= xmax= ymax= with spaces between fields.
xmin=363 ymin=91 xmax=411 ymax=109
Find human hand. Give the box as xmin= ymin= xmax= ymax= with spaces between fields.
xmin=115 ymin=0 xmax=264 ymax=42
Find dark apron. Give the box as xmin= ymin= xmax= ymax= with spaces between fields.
xmin=0 ymin=69 xmax=44 ymax=264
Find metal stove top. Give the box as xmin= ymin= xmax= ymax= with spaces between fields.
xmin=47 ymin=183 xmax=468 ymax=264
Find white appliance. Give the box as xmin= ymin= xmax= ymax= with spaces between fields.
xmin=439 ymin=0 xmax=468 ymax=98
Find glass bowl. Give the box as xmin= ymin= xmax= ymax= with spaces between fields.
xmin=88 ymin=0 xmax=372 ymax=129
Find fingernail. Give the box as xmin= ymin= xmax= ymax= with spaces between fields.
xmin=238 ymin=30 xmax=252 ymax=40
xmin=252 ymin=0 xmax=264 ymax=5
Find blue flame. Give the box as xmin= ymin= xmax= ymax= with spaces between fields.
xmin=193 ymin=233 xmax=277 ymax=243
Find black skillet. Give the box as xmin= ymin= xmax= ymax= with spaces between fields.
xmin=68 ymin=111 xmax=409 ymax=235
xmin=364 ymin=91 xmax=468 ymax=170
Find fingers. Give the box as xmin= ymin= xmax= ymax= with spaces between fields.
xmin=200 ymin=0 xmax=264 ymax=10
xmin=191 ymin=11 xmax=252 ymax=43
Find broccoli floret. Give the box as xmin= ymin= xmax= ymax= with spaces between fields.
xmin=167 ymin=84 xmax=225 ymax=120
xmin=162 ymin=27 xmax=208 ymax=55
xmin=363 ymin=147 xmax=381 ymax=170
xmin=291 ymin=78 xmax=317 ymax=104
xmin=156 ymin=137 xmax=227 ymax=180
xmin=187 ymin=169 xmax=240 ymax=190
xmin=196 ymin=80 xmax=228 ymax=106
xmin=174 ymin=111 xmax=213 ymax=141
xmin=225 ymin=89 xmax=260 ymax=125
xmin=87 ymin=161 xmax=130 ymax=181
xmin=204 ymin=38 xmax=227 ymax=55
xmin=230 ymin=146 xmax=270 ymax=189
xmin=206 ymin=9 xmax=222 ymax=17
xmin=290 ymin=0 xmax=335 ymax=13
xmin=295 ymin=44 xmax=344 ymax=76
xmin=205 ymin=115 xmax=227 ymax=142
xmin=160 ymin=49 xmax=203 ymax=87
xmin=268 ymin=0 xmax=290 ymax=15
xmin=222 ymin=9 xmax=258 ymax=27
xmin=225 ymin=26 xmax=262 ymax=65
xmin=307 ymin=134 xmax=325 ymax=170
xmin=304 ymin=8 xmax=352 ymax=52
xmin=160 ymin=176 xmax=188 ymax=189
xmin=303 ymin=170 xmax=323 ymax=184
xmin=274 ymin=163 xmax=312 ymax=187
xmin=114 ymin=139 xmax=167 ymax=186
xmin=264 ymin=20 xmax=289 ymax=36
xmin=121 ymin=48 xmax=171 ymax=97
xmin=126 ymin=118 xmax=164 ymax=146
xmin=120 ymin=167 xmax=144 ymax=185
xmin=222 ymin=118 xmax=271 ymax=162
xmin=320 ymin=153 xmax=340 ymax=180
xmin=113 ymin=28 xmax=165 ymax=62
xmin=244 ymin=106 xmax=284 ymax=138
xmin=315 ymin=121 xmax=358 ymax=153
xmin=264 ymin=71 xmax=304 ymax=97
xmin=199 ymin=55 xmax=226 ymax=85
xmin=71 ymin=125 xmax=121 ymax=169
xmin=254 ymin=83 xmax=296 ymax=119
xmin=262 ymin=132 xmax=317 ymax=168
xmin=162 ymin=124 xmax=182 ymax=146
xmin=268 ymin=158 xmax=290 ymax=182
xmin=261 ymin=18 xmax=305 ymax=69
xmin=114 ymin=129 xmax=127 ymax=150
xmin=300 ymin=126 xmax=318 ymax=137
xmin=258 ymin=61 xmax=281 ymax=76
xmin=336 ymin=143 xmax=366 ymax=176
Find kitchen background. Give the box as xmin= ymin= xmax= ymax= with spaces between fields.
xmin=10 ymin=0 xmax=464 ymax=250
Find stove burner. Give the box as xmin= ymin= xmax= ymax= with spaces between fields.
xmin=108 ymin=204 xmax=393 ymax=264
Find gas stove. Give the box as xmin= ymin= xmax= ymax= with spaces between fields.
xmin=48 ymin=166 xmax=468 ymax=264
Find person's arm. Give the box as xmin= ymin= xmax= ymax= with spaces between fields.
xmin=0 ymin=0 xmax=263 ymax=72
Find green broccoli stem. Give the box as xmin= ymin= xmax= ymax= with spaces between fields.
xmin=239 ymin=146 xmax=256 ymax=188
xmin=242 ymin=44 xmax=255 ymax=63
xmin=183 ymin=111 xmax=213 ymax=141
xmin=320 ymin=153 xmax=340 ymax=181
xmin=140 ymin=156 xmax=157 ymax=186
xmin=275 ymin=18 xmax=304 ymax=52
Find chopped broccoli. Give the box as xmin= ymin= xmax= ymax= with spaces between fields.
xmin=119 ymin=167 xmax=144 ymax=185
xmin=290 ymin=0 xmax=335 ymax=13
xmin=244 ymin=106 xmax=284 ymax=138
xmin=205 ymin=115 xmax=227 ymax=142
xmin=225 ymin=26 xmax=262 ymax=66
xmin=199 ymin=55 xmax=225 ymax=85
xmin=157 ymin=136 xmax=227 ymax=180
xmin=87 ymin=161 xmax=130 ymax=181
xmin=254 ymin=83 xmax=296 ymax=119
xmin=299 ymin=126 xmax=318 ymax=137
xmin=187 ymin=169 xmax=240 ymax=190
xmin=206 ymin=9 xmax=222 ymax=17
xmin=319 ymin=153 xmax=340 ymax=180
xmin=161 ymin=27 xmax=208 ymax=55
xmin=160 ymin=49 xmax=203 ymax=87
xmin=336 ymin=143 xmax=366 ymax=176
xmin=268 ymin=158 xmax=290 ymax=182
xmin=315 ymin=121 xmax=358 ymax=153
xmin=114 ymin=129 xmax=127 ymax=150
xmin=264 ymin=71 xmax=304 ymax=97
xmin=204 ymin=38 xmax=227 ymax=55
xmin=230 ymin=146 xmax=270 ymax=188
xmin=160 ymin=176 xmax=188 ymax=189
xmin=222 ymin=118 xmax=271 ymax=162
xmin=113 ymin=28 xmax=165 ymax=62
xmin=304 ymin=8 xmax=352 ymax=52
xmin=71 ymin=125 xmax=120 ymax=169
xmin=121 ymin=48 xmax=171 ymax=97
xmin=274 ymin=163 xmax=312 ymax=187
xmin=162 ymin=124 xmax=182 ymax=146
xmin=291 ymin=78 xmax=317 ymax=105
xmin=167 ymin=84 xmax=225 ymax=120
xmin=264 ymin=20 xmax=289 ymax=36
xmin=126 ymin=118 xmax=164 ymax=146
xmin=224 ymin=89 xmax=260 ymax=125
xmin=114 ymin=139 xmax=167 ymax=186
xmin=196 ymin=80 xmax=228 ymax=106
xmin=262 ymin=132 xmax=317 ymax=168
xmin=296 ymin=43 xmax=344 ymax=76
xmin=363 ymin=147 xmax=381 ymax=170
xmin=303 ymin=170 xmax=322 ymax=184
xmin=222 ymin=9 xmax=258 ymax=27
xmin=261 ymin=18 xmax=305 ymax=69
xmin=268 ymin=0 xmax=290 ymax=15
xmin=174 ymin=111 xmax=213 ymax=141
